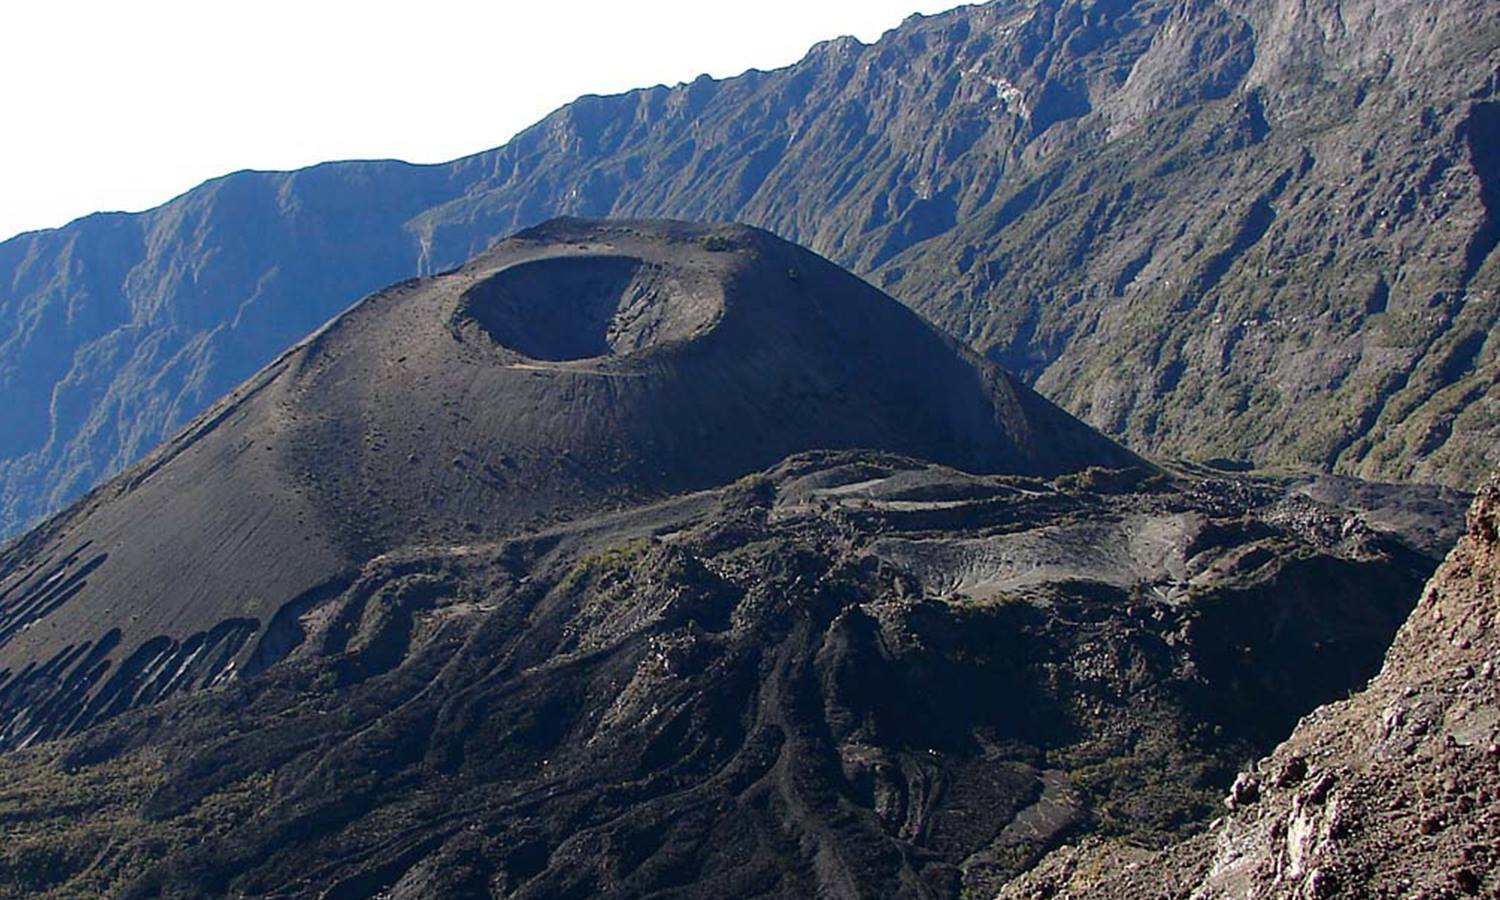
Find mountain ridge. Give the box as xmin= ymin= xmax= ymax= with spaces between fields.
xmin=3 ymin=0 xmax=1498 ymax=540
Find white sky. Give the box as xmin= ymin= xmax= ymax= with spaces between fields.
xmin=0 ymin=0 xmax=965 ymax=243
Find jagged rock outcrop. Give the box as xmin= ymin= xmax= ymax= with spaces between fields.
xmin=3 ymin=0 xmax=1498 ymax=538
xmin=1000 ymin=473 xmax=1500 ymax=898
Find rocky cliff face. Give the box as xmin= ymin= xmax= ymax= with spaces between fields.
xmin=3 ymin=0 xmax=1497 ymax=539
xmin=1000 ymin=472 xmax=1500 ymax=899
xmin=888 ymin=0 xmax=1500 ymax=492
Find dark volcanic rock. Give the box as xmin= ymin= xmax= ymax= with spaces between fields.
xmin=0 ymin=223 xmax=1469 ymax=898
xmin=0 ymin=219 xmax=1134 ymax=752
xmin=1000 ymin=472 xmax=1500 ymax=900
xmin=0 ymin=451 xmax=1460 ymax=899
xmin=3 ymin=0 xmax=1498 ymax=538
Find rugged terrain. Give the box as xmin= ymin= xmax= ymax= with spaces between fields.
xmin=4 ymin=0 xmax=1498 ymax=537
xmin=0 ymin=452 xmax=1462 ymax=899
xmin=999 ymin=471 xmax=1500 ymax=899
xmin=0 ymin=222 xmax=1470 ymax=898
xmin=0 ymin=218 xmax=1134 ymax=753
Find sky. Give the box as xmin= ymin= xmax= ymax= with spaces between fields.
xmin=0 ymin=0 xmax=965 ymax=244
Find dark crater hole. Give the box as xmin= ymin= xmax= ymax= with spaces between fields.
xmin=458 ymin=255 xmax=717 ymax=361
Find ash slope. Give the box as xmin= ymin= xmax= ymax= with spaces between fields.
xmin=0 ymin=452 xmax=1460 ymax=899
xmin=0 ymin=218 xmax=1133 ymax=751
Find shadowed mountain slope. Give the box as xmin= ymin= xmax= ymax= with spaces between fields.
xmin=3 ymin=0 xmax=1498 ymax=538
xmin=1001 ymin=471 xmax=1500 ymax=899
xmin=0 ymin=219 xmax=1135 ymax=752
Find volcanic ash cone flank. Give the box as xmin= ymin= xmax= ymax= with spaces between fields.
xmin=286 ymin=218 xmax=1138 ymax=539
xmin=0 ymin=218 xmax=1138 ymax=749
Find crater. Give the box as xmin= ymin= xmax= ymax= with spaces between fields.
xmin=458 ymin=255 xmax=720 ymax=361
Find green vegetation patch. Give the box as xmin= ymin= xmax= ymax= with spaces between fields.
xmin=0 ymin=747 xmax=272 ymax=898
